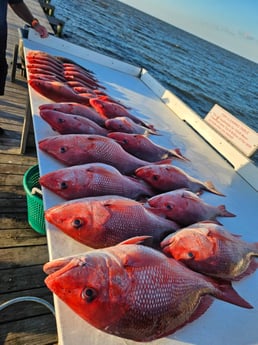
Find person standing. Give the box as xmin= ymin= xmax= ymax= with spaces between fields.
xmin=0 ymin=0 xmax=48 ymax=95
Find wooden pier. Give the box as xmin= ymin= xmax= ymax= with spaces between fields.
xmin=0 ymin=2 xmax=58 ymax=344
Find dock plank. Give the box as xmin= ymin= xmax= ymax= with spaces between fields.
xmin=0 ymin=2 xmax=58 ymax=344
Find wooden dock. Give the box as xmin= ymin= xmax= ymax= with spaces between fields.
xmin=0 ymin=2 xmax=58 ymax=344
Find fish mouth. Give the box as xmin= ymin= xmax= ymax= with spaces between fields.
xmin=43 ymin=256 xmax=75 ymax=275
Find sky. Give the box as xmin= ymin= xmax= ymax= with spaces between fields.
xmin=119 ymin=0 xmax=258 ymax=63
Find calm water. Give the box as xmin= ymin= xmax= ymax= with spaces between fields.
xmin=52 ymin=0 xmax=258 ymax=164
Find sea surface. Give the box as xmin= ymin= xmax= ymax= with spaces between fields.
xmin=52 ymin=0 xmax=258 ymax=164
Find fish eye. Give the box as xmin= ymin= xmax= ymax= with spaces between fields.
xmin=166 ymin=203 xmax=173 ymax=210
xmin=82 ymin=287 xmax=98 ymax=302
xmin=72 ymin=218 xmax=84 ymax=228
xmin=188 ymin=252 xmax=194 ymax=259
xmin=152 ymin=174 xmax=159 ymax=181
xmin=60 ymin=146 xmax=67 ymax=153
xmin=60 ymin=181 xmax=68 ymax=189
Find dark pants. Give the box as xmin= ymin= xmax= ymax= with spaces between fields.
xmin=0 ymin=19 xmax=8 ymax=96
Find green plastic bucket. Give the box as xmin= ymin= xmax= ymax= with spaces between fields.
xmin=23 ymin=164 xmax=46 ymax=235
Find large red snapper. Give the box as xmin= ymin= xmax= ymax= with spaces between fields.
xmin=29 ymin=79 xmax=90 ymax=104
xmin=161 ymin=223 xmax=258 ymax=280
xmin=39 ymin=102 xmax=107 ymax=126
xmin=39 ymin=162 xmax=155 ymax=200
xmin=38 ymin=134 xmax=172 ymax=175
xmin=43 ymin=241 xmax=252 ymax=342
xmin=147 ymin=188 xmax=235 ymax=226
xmin=135 ymin=164 xmax=224 ymax=195
xmin=44 ymin=196 xmax=179 ymax=248
xmin=108 ymin=132 xmax=188 ymax=161
xmin=39 ymin=109 xmax=108 ymax=136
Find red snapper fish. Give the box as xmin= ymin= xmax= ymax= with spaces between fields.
xmin=63 ymin=70 xmax=103 ymax=89
xmin=27 ymin=55 xmax=63 ymax=70
xmin=39 ymin=162 xmax=155 ymax=200
xmin=29 ymin=80 xmax=90 ymax=104
xmin=44 ymin=240 xmax=252 ymax=342
xmin=147 ymin=188 xmax=235 ymax=226
xmin=105 ymin=117 xmax=157 ymax=135
xmin=39 ymin=103 xmax=107 ymax=126
xmin=108 ymin=132 xmax=188 ymax=161
xmin=89 ymin=98 xmax=154 ymax=129
xmin=39 ymin=109 xmax=108 ymax=136
xmin=26 ymin=51 xmax=63 ymax=68
xmin=28 ymin=69 xmax=66 ymax=82
xmin=161 ymin=223 xmax=258 ymax=281
xmin=135 ymin=164 xmax=224 ymax=196
xmin=27 ymin=63 xmax=64 ymax=78
xmin=39 ymin=134 xmax=172 ymax=175
xmin=44 ymin=196 xmax=179 ymax=248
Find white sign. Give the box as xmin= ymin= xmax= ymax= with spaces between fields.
xmin=205 ymin=104 xmax=258 ymax=157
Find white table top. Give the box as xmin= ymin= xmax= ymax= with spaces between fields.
xmin=23 ymin=31 xmax=258 ymax=345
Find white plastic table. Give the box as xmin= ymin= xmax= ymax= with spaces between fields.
xmin=23 ymin=30 xmax=258 ymax=345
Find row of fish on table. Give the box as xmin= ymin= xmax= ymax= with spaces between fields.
xmin=27 ymin=50 xmax=258 ymax=342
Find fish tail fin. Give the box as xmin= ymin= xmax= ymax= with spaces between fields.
xmin=169 ymin=148 xmax=190 ymax=161
xmin=204 ymin=181 xmax=225 ymax=196
xmin=213 ymin=279 xmax=253 ymax=309
xmin=217 ymin=205 xmax=236 ymax=217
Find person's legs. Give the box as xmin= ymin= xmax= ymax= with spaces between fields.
xmin=0 ymin=24 xmax=8 ymax=96
xmin=0 ymin=25 xmax=7 ymax=133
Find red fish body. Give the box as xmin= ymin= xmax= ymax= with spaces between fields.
xmin=89 ymin=98 xmax=154 ymax=129
xmin=28 ymin=73 xmax=64 ymax=82
xmin=161 ymin=223 xmax=258 ymax=280
xmin=108 ymin=132 xmax=188 ymax=161
xmin=27 ymin=63 xmax=64 ymax=78
xmin=105 ymin=116 xmax=157 ymax=135
xmin=147 ymin=189 xmax=235 ymax=226
xmin=29 ymin=80 xmax=90 ymax=104
xmin=44 ymin=196 xmax=179 ymax=248
xmin=39 ymin=134 xmax=171 ymax=174
xmin=28 ymin=69 xmax=67 ymax=82
xmin=39 ymin=109 xmax=108 ymax=136
xmin=39 ymin=102 xmax=107 ymax=126
xmin=135 ymin=164 xmax=224 ymax=195
xmin=39 ymin=162 xmax=155 ymax=200
xmin=26 ymin=56 xmax=64 ymax=71
xmin=63 ymin=70 xmax=103 ymax=89
xmin=44 ymin=242 xmax=252 ymax=342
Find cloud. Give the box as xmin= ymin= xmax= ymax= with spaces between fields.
xmin=238 ymin=31 xmax=255 ymax=41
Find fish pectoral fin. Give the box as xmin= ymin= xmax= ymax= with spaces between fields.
xmin=182 ymin=190 xmax=200 ymax=202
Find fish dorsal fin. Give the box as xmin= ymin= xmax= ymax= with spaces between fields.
xmin=119 ymin=236 xmax=152 ymax=246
